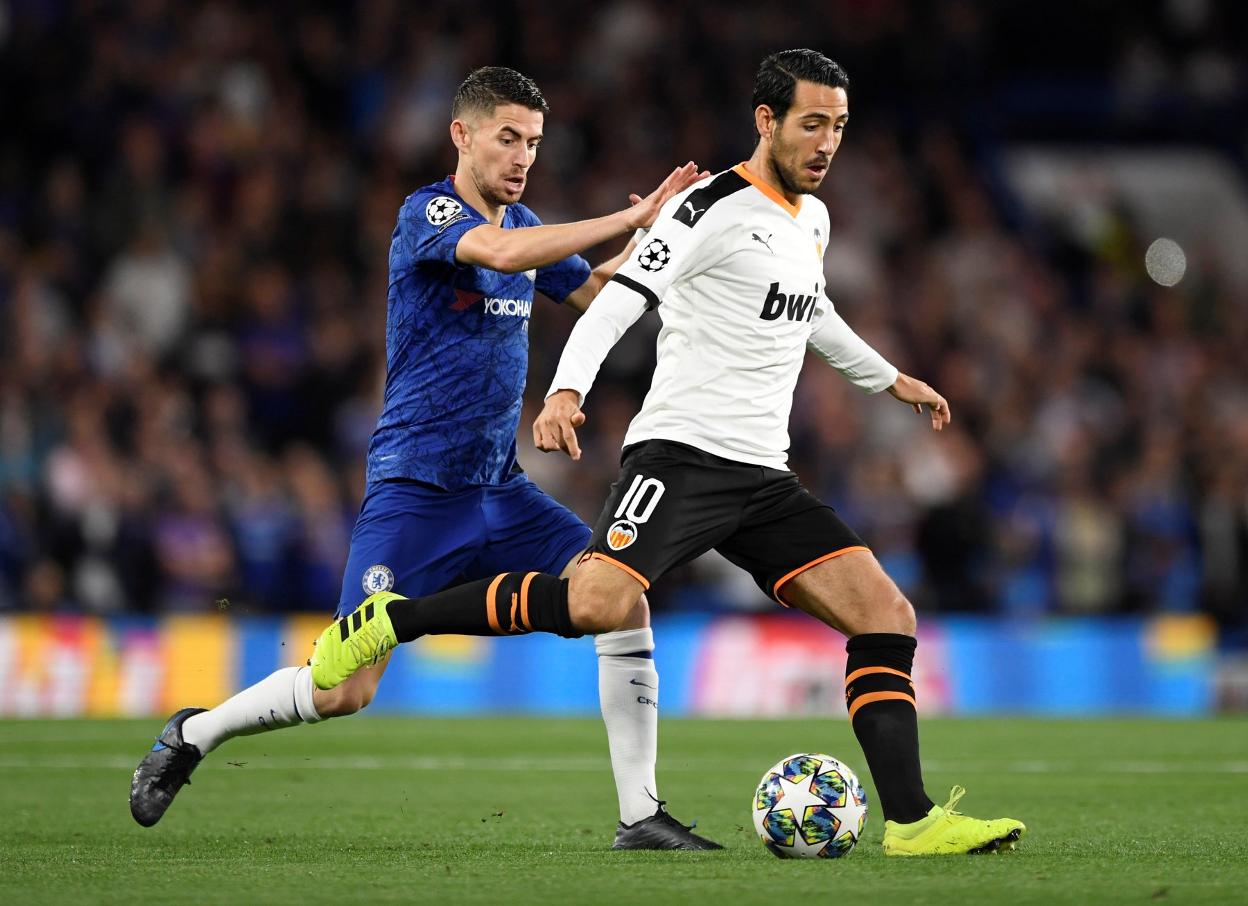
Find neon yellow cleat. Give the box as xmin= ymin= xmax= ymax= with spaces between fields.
xmin=309 ymin=592 xmax=404 ymax=690
xmin=881 ymin=786 xmax=1026 ymax=856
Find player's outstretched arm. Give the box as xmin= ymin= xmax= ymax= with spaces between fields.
xmin=807 ymin=299 xmax=899 ymax=392
xmin=455 ymin=162 xmax=704 ymax=274
xmin=565 ymin=172 xmax=706 ymax=311
xmin=565 ymin=196 xmax=717 ymax=312
xmin=807 ymin=297 xmax=947 ymax=429
xmin=887 ymin=373 xmax=951 ymax=431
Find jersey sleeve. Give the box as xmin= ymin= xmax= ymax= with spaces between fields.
xmin=807 ymin=295 xmax=899 ymax=393
xmin=535 ymin=255 xmax=592 ymax=303
xmin=545 ymin=280 xmax=648 ymax=404
xmin=605 ymin=185 xmax=727 ymax=310
xmin=397 ymin=190 xmax=486 ymax=267
xmin=535 ymin=254 xmax=592 ymax=304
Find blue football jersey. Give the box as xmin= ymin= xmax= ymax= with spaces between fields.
xmin=366 ymin=178 xmax=591 ymax=490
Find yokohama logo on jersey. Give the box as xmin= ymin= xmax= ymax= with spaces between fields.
xmin=481 ymin=297 xmax=532 ymax=317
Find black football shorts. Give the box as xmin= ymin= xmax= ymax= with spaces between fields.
xmin=585 ymin=439 xmax=868 ymax=604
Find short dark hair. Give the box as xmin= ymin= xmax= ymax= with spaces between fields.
xmin=751 ymin=49 xmax=850 ymax=122
xmin=451 ymin=66 xmax=549 ymax=120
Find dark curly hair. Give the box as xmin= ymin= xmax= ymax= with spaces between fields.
xmin=451 ymin=66 xmax=549 ymax=120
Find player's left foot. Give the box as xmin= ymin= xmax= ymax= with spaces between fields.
xmin=881 ymin=786 xmax=1025 ymax=856
xmin=612 ymin=802 xmax=724 ymax=850
xmin=310 ymin=591 xmax=403 ymax=690
xmin=129 ymin=707 xmax=207 ymax=827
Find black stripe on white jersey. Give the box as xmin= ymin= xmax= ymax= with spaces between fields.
xmin=610 ymin=273 xmax=661 ymax=310
xmin=672 ymin=169 xmax=749 ymax=228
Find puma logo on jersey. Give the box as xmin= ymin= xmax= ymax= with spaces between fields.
xmin=759 ymin=282 xmax=817 ymax=322
xmin=674 ymin=198 xmax=709 ymax=227
xmin=751 ymin=232 xmax=773 ymax=254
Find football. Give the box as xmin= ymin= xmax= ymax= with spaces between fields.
xmin=752 ymin=753 xmax=868 ymax=859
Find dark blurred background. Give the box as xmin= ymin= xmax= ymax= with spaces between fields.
xmin=1 ymin=0 xmax=1246 ymax=643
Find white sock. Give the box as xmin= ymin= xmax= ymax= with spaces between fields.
xmin=595 ymin=627 xmax=660 ymax=825
xmin=181 ymin=665 xmax=321 ymax=755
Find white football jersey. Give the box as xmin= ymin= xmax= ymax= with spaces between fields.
xmin=549 ymin=163 xmax=898 ymax=469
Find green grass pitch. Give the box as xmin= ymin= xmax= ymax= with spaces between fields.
xmin=2 ymin=716 xmax=1246 ymax=905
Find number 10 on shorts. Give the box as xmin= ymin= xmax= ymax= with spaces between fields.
xmin=615 ymin=475 xmax=666 ymax=523
xmin=606 ymin=475 xmax=665 ymax=551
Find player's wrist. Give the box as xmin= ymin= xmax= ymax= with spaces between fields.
xmin=545 ymin=387 xmax=585 ymax=409
xmin=619 ymin=207 xmax=645 ymax=233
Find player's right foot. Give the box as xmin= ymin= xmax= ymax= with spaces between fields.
xmin=309 ymin=591 xmax=403 ymax=690
xmin=129 ymin=707 xmax=207 ymax=827
xmin=881 ymin=786 xmax=1025 ymax=856
xmin=612 ymin=802 xmax=724 ymax=850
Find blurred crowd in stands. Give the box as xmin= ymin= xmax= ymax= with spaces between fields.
xmin=1 ymin=1 xmax=1245 ymax=634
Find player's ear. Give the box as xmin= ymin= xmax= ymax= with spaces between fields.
xmin=754 ymin=105 xmax=775 ymax=143
xmin=450 ymin=118 xmax=471 ymax=154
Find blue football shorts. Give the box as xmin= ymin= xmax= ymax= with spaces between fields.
xmin=336 ymin=470 xmax=590 ymax=616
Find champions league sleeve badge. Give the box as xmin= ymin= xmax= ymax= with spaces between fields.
xmin=362 ymin=564 xmax=395 ymax=594
xmin=637 ymin=238 xmax=672 ymax=272
xmin=425 ymin=196 xmax=462 ymax=226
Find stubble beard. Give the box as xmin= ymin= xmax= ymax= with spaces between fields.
xmin=471 ymin=161 xmax=517 ymax=209
xmin=769 ymin=143 xmax=813 ymax=197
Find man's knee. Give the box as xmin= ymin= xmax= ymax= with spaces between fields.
xmin=850 ymin=566 xmax=916 ymax=635
xmin=789 ymin=551 xmax=917 ymax=637
xmin=883 ymin=589 xmax=917 ymax=636
xmin=839 ymin=574 xmax=915 ymax=637
xmin=568 ymin=590 xmax=634 ymax=634
xmin=618 ymin=593 xmax=651 ymax=630
xmin=567 ymin=561 xmax=643 ymax=634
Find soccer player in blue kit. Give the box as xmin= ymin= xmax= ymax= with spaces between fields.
xmin=130 ymin=67 xmax=718 ymax=849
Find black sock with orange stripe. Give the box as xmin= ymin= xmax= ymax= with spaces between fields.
xmin=387 ymin=572 xmax=582 ymax=642
xmin=844 ymin=633 xmax=933 ymax=824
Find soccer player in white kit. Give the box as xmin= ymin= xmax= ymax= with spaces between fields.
xmin=313 ymin=49 xmax=1026 ymax=855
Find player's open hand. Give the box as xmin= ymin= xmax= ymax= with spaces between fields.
xmin=887 ymin=373 xmax=951 ymax=431
xmin=534 ymin=389 xmax=587 ymax=460
xmin=625 ymin=162 xmax=711 ymax=229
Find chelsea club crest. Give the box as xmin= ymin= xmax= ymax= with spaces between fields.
xmin=362 ymin=564 xmax=395 ymax=594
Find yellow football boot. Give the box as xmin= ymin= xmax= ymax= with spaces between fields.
xmin=309 ymin=592 xmax=404 ymax=690
xmin=881 ymin=786 xmax=1026 ymax=856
